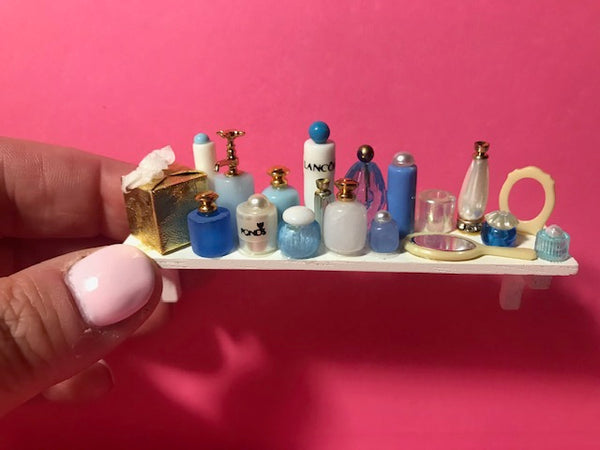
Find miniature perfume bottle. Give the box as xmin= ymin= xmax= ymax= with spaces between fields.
xmin=323 ymin=178 xmax=368 ymax=255
xmin=304 ymin=121 xmax=335 ymax=211
xmin=345 ymin=145 xmax=386 ymax=226
xmin=481 ymin=210 xmax=518 ymax=247
xmin=535 ymin=225 xmax=570 ymax=262
xmin=187 ymin=191 xmax=234 ymax=257
xmin=387 ymin=152 xmax=417 ymax=239
xmin=314 ymin=178 xmax=333 ymax=233
xmin=236 ymin=194 xmax=277 ymax=256
xmin=262 ymin=166 xmax=300 ymax=226
xmin=278 ymin=206 xmax=321 ymax=259
xmin=457 ymin=141 xmax=490 ymax=233
xmin=192 ymin=133 xmax=217 ymax=189
xmin=369 ymin=210 xmax=400 ymax=253
xmin=214 ymin=129 xmax=255 ymax=243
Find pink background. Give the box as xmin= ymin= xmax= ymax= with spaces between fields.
xmin=1 ymin=0 xmax=600 ymax=448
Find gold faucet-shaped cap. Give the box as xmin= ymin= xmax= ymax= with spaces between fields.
xmin=334 ymin=178 xmax=359 ymax=201
xmin=215 ymin=129 xmax=246 ymax=176
xmin=473 ymin=141 xmax=490 ymax=160
xmin=315 ymin=178 xmax=331 ymax=194
xmin=268 ymin=166 xmax=289 ymax=188
xmin=195 ymin=190 xmax=219 ymax=214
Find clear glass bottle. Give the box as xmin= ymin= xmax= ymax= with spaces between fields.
xmin=323 ymin=178 xmax=368 ymax=255
xmin=313 ymin=178 xmax=333 ymax=234
xmin=345 ymin=145 xmax=386 ymax=226
xmin=457 ymin=141 xmax=489 ymax=233
xmin=278 ymin=206 xmax=321 ymax=259
xmin=369 ymin=210 xmax=400 ymax=253
xmin=304 ymin=121 xmax=335 ymax=211
xmin=262 ymin=166 xmax=300 ymax=226
xmin=236 ymin=194 xmax=277 ymax=256
xmin=213 ymin=129 xmax=255 ymax=244
xmin=187 ymin=191 xmax=233 ymax=257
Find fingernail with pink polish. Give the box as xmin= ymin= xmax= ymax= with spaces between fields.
xmin=66 ymin=245 xmax=156 ymax=327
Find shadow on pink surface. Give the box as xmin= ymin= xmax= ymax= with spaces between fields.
xmin=1 ymin=262 xmax=596 ymax=449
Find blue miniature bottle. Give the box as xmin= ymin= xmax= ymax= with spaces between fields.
xmin=387 ymin=152 xmax=417 ymax=239
xmin=369 ymin=210 xmax=400 ymax=253
xmin=481 ymin=210 xmax=518 ymax=247
xmin=262 ymin=166 xmax=300 ymax=227
xmin=345 ymin=145 xmax=386 ymax=226
xmin=213 ymin=130 xmax=255 ymax=244
xmin=187 ymin=191 xmax=234 ymax=257
xmin=278 ymin=206 xmax=321 ymax=259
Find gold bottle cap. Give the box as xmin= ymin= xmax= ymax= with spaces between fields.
xmin=195 ymin=190 xmax=219 ymax=214
xmin=334 ymin=178 xmax=359 ymax=201
xmin=215 ymin=129 xmax=246 ymax=176
xmin=473 ymin=141 xmax=490 ymax=160
xmin=315 ymin=178 xmax=331 ymax=193
xmin=268 ymin=166 xmax=289 ymax=188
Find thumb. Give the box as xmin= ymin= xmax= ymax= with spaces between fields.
xmin=0 ymin=244 xmax=161 ymax=415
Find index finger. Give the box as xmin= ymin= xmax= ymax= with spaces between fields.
xmin=0 ymin=137 xmax=133 ymax=240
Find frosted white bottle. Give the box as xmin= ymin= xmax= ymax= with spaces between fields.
xmin=457 ymin=141 xmax=490 ymax=233
xmin=323 ymin=178 xmax=367 ymax=255
xmin=303 ymin=121 xmax=335 ymax=211
xmin=192 ymin=133 xmax=217 ymax=190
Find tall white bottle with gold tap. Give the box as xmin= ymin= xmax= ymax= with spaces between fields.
xmin=457 ymin=141 xmax=490 ymax=233
xmin=323 ymin=178 xmax=367 ymax=255
xmin=303 ymin=121 xmax=335 ymax=211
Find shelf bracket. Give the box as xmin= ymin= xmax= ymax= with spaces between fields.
xmin=499 ymin=275 xmax=553 ymax=310
xmin=160 ymin=268 xmax=181 ymax=303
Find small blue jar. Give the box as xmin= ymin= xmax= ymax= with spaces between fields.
xmin=481 ymin=210 xmax=518 ymax=247
xmin=278 ymin=206 xmax=321 ymax=259
xmin=187 ymin=191 xmax=234 ymax=257
xmin=369 ymin=210 xmax=400 ymax=253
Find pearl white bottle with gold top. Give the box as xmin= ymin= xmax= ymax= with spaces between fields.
xmin=457 ymin=141 xmax=490 ymax=232
xmin=323 ymin=178 xmax=367 ymax=256
xmin=236 ymin=194 xmax=277 ymax=256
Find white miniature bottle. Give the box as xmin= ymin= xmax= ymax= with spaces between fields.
xmin=323 ymin=178 xmax=367 ymax=255
xmin=303 ymin=121 xmax=335 ymax=211
xmin=192 ymin=133 xmax=217 ymax=190
xmin=236 ymin=194 xmax=277 ymax=256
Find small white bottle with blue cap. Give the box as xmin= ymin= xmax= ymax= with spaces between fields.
xmin=303 ymin=121 xmax=335 ymax=212
xmin=192 ymin=133 xmax=216 ymax=189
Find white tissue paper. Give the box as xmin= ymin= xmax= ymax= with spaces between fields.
xmin=121 ymin=146 xmax=176 ymax=193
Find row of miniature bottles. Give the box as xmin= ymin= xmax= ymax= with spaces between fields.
xmin=187 ymin=177 xmax=405 ymax=259
xmin=192 ymin=123 xmax=418 ymax=237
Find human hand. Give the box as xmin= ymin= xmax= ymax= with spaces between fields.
xmin=0 ymin=137 xmax=163 ymax=415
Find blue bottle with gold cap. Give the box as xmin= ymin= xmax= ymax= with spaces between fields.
xmin=187 ymin=191 xmax=234 ymax=257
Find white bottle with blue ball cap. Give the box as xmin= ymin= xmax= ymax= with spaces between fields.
xmin=192 ymin=133 xmax=216 ymax=190
xmin=303 ymin=121 xmax=335 ymax=211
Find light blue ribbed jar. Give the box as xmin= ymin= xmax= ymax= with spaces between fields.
xmin=535 ymin=225 xmax=570 ymax=262
xmin=278 ymin=206 xmax=321 ymax=259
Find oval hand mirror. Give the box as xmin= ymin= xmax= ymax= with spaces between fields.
xmin=405 ymin=233 xmax=537 ymax=261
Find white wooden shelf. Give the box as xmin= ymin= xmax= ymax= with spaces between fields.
xmin=124 ymin=233 xmax=578 ymax=310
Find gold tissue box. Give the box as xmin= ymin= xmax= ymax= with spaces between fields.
xmin=124 ymin=167 xmax=207 ymax=254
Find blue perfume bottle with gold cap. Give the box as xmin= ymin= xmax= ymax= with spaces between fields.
xmin=262 ymin=166 xmax=300 ymax=226
xmin=187 ymin=191 xmax=233 ymax=257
